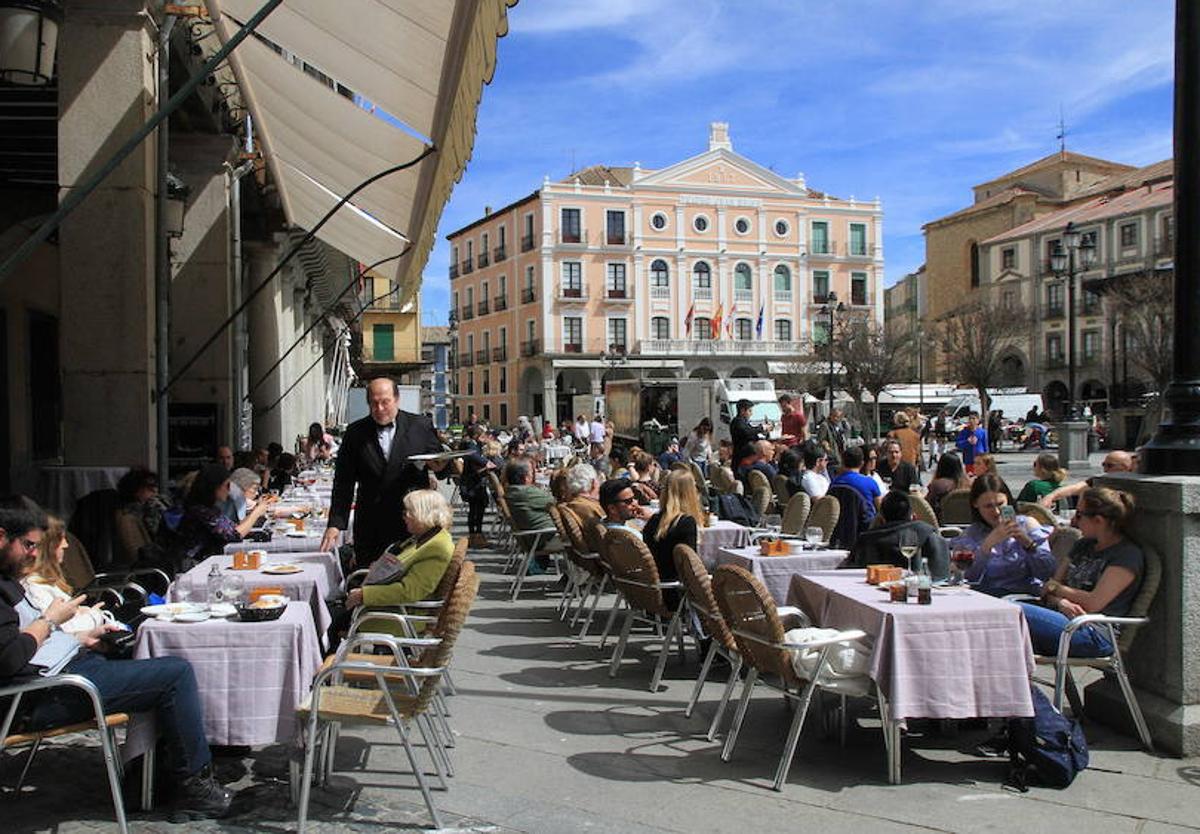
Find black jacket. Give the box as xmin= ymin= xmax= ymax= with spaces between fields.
xmin=730 ymin=415 xmax=763 ymax=451
xmin=0 ymin=574 xmax=39 ymax=685
xmin=328 ymin=411 xmax=443 ymax=562
xmin=849 ymin=519 xmax=949 ymax=580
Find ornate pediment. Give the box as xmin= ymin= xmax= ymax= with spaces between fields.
xmin=636 ymin=148 xmax=806 ymax=195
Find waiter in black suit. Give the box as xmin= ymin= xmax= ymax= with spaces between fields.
xmin=321 ymin=378 xmax=445 ymax=566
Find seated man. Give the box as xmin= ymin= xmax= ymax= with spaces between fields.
xmin=502 ymin=458 xmax=561 ymax=574
xmin=563 ymin=463 xmax=603 ymax=523
xmin=800 ymin=443 xmax=831 ymax=498
xmin=598 ymin=478 xmax=651 ymax=533
xmin=657 ymin=438 xmax=685 ymax=470
xmin=876 ymin=438 xmax=920 ymax=493
xmin=850 ymin=491 xmax=949 ymax=580
xmin=734 ymin=442 xmax=777 ymax=487
xmin=831 ymin=446 xmax=882 ymax=521
xmin=0 ymin=496 xmax=232 ymax=818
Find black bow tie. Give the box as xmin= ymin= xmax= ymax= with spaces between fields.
xmin=378 ymin=423 xmax=395 ymax=430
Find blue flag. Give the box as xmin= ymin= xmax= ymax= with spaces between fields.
xmin=755 ymin=303 xmax=764 ymax=338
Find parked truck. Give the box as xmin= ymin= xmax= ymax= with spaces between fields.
xmin=606 ymin=377 xmax=780 ymax=453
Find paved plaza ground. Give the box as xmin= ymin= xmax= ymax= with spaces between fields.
xmin=8 ymin=449 xmax=1198 ymax=833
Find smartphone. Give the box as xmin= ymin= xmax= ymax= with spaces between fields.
xmin=1000 ymin=505 xmax=1016 ymax=522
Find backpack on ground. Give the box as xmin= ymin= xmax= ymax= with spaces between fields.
xmin=1005 ymin=686 xmax=1089 ymax=791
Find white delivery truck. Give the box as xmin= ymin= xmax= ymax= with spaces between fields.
xmin=944 ymin=389 xmax=1044 ymax=422
xmin=606 ymin=377 xmax=780 ymax=453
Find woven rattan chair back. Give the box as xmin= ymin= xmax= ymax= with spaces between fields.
xmin=805 ymin=495 xmax=840 ymax=541
xmin=687 ymin=462 xmax=707 ymax=494
xmin=712 ymin=564 xmax=796 ymax=685
xmin=413 ymin=561 xmax=479 ymax=712
xmin=746 ymin=469 xmax=772 ymax=503
xmin=909 ymin=493 xmax=939 ymax=528
xmin=673 ymin=544 xmax=735 ymax=651
xmin=1048 ymin=525 xmax=1081 ymax=568
xmin=710 ymin=465 xmax=738 ymax=494
xmin=430 ymin=536 xmax=467 ymax=602
xmin=1017 ymin=501 xmax=1057 ymax=527
xmin=1120 ymin=541 xmax=1161 ymax=654
xmin=604 ymin=527 xmax=671 ymax=618
xmin=781 ymin=492 xmax=811 ymax=535
xmin=771 ymin=474 xmax=791 ymax=512
xmin=559 ymin=506 xmax=606 ymax=578
xmin=939 ymin=489 xmax=973 ymax=525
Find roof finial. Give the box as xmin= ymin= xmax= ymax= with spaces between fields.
xmin=709 ymin=122 xmax=732 ymax=152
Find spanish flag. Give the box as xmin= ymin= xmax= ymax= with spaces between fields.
xmin=711 ymin=303 xmax=723 ymax=339
xmin=685 ymin=302 xmax=695 ymax=336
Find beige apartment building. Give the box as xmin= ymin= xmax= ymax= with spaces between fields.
xmin=976 ymin=160 xmax=1173 ymax=416
xmin=447 ymin=124 xmax=884 ymax=426
xmin=882 ymin=266 xmax=927 ymax=381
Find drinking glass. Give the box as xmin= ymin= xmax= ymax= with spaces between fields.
xmin=951 ymin=548 xmax=975 ymax=585
xmin=805 ymin=526 xmax=824 ymax=545
xmin=899 ymin=545 xmax=918 ymax=576
xmin=219 ymin=573 xmax=245 ymax=606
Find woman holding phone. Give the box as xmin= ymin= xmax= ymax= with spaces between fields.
xmin=948 ymin=473 xmax=1056 ymax=596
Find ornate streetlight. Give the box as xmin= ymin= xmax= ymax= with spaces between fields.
xmin=819 ymin=291 xmax=846 ymax=416
xmin=1050 ymin=221 xmax=1098 ymax=419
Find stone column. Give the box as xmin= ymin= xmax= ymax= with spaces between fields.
xmin=57 ymin=0 xmax=157 ymax=466
xmin=246 ymin=242 xmax=284 ymax=448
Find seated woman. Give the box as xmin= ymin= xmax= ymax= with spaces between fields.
xmin=628 ymin=450 xmax=660 ymax=503
xmin=298 ymin=421 xmax=334 ymax=466
xmin=972 ymin=453 xmax=1015 ymax=503
xmin=1018 ymin=487 xmax=1143 ymax=658
xmin=925 ymin=452 xmax=969 ymax=515
xmin=1016 ymin=452 xmax=1068 ymax=508
xmin=949 ymin=473 xmax=1055 ymax=596
xmin=777 ymin=446 xmax=805 ymax=497
xmin=114 ymin=466 xmax=166 ymax=567
xmin=335 ymin=489 xmax=455 ymax=645
xmin=176 ymin=463 xmax=277 ymax=569
xmin=22 ymin=516 xmax=115 ymax=635
xmin=640 ymin=469 xmax=705 ymax=605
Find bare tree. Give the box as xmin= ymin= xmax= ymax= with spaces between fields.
xmin=938 ymin=296 xmax=1029 ymax=417
xmin=1106 ymin=269 xmax=1173 ymax=440
xmin=837 ymin=320 xmax=913 ymax=440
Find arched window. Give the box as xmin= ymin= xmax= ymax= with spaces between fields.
xmin=734 ymin=263 xmax=753 ymax=291
xmin=774 ymin=264 xmax=791 ymax=292
xmin=693 ymin=317 xmax=713 ymax=340
xmin=650 ymin=258 xmax=669 ymax=287
xmin=693 ymin=261 xmax=711 ymax=289
xmin=651 ymin=316 xmax=670 ymax=340
xmin=734 ymin=318 xmax=753 ymax=340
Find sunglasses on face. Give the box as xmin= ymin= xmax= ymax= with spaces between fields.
xmin=617 ymin=496 xmax=638 ymax=505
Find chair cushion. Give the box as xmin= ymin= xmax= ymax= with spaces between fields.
xmin=4 ymin=712 xmax=129 ymax=748
xmin=297 ymin=685 xmax=417 ymax=724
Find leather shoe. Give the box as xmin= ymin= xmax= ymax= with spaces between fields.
xmin=172 ymin=764 xmax=233 ymax=820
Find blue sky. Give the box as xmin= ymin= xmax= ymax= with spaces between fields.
xmin=418 ymin=0 xmax=1174 ymax=326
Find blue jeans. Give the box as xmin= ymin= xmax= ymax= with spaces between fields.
xmin=1019 ymin=602 xmax=1114 ymax=658
xmin=27 ymin=651 xmax=211 ymax=776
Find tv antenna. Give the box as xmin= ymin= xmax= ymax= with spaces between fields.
xmin=1056 ymin=104 xmax=1068 ymax=152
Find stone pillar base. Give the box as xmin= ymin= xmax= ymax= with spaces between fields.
xmin=1058 ymin=420 xmax=1091 ymax=468
xmin=1085 ymin=676 xmax=1200 ymax=756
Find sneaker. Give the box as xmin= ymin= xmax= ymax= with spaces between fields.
xmin=172 ymin=765 xmax=233 ymax=820
xmin=974 ymin=731 xmax=1009 ymax=759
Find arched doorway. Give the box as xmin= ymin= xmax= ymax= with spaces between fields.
xmin=645 ymin=368 xmax=679 ymax=379
xmin=1044 ymin=380 xmax=1069 ymax=419
xmin=998 ymin=353 xmax=1026 ymax=388
xmin=730 ymin=366 xmax=757 ymax=378
xmin=520 ymin=366 xmax=545 ymax=421
xmin=555 ymin=368 xmax=592 ymax=425
xmin=689 ymin=366 xmax=718 ymax=380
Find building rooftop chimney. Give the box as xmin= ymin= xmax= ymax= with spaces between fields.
xmin=484 ymin=205 xmax=493 ymax=215
xmin=708 ymin=122 xmax=732 ymax=152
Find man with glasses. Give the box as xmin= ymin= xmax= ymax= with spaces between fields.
xmin=598 ymin=478 xmax=651 ymax=532
xmin=1039 ymin=450 xmax=1135 ymax=508
xmin=0 ymin=496 xmax=233 ymax=817
xmin=800 ymin=444 xmax=831 ymax=498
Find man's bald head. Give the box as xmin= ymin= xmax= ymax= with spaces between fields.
xmin=366 ymin=377 xmax=400 ymax=426
xmin=1102 ymin=450 xmax=1135 ymax=473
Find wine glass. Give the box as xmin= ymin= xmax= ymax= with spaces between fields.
xmin=899 ymin=545 xmax=919 ymax=576
xmin=805 ymin=526 xmax=824 ymax=546
xmin=951 ymin=548 xmax=975 ymax=585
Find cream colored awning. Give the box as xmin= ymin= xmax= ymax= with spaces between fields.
xmin=205 ymin=0 xmax=516 ymax=300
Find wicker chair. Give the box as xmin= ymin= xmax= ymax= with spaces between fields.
xmin=771 ymin=474 xmax=792 ymax=513
xmin=1017 ymin=501 xmax=1057 ymax=527
xmin=687 ymin=461 xmax=707 ymax=495
xmin=350 ymin=536 xmax=467 ymax=631
xmin=746 ymin=469 xmax=773 ymax=512
xmin=780 ymin=492 xmax=812 ymax=535
xmin=602 ymin=528 xmax=687 ymax=691
xmin=710 ymin=465 xmax=740 ymax=495
xmin=712 ymin=565 xmax=873 ymax=790
xmin=938 ymin=489 xmax=973 ymax=525
xmin=558 ymin=506 xmax=610 ymax=637
xmin=296 ymin=562 xmax=480 ymax=832
xmin=804 ymin=495 xmax=840 ymax=542
xmin=909 ymin=493 xmax=939 ymax=528
xmin=549 ymin=505 xmax=597 ymax=621
xmin=673 ymin=544 xmax=742 ymax=741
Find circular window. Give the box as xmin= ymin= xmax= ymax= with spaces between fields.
xmin=734 ymin=217 xmax=751 ymax=235
xmin=650 ymin=212 xmax=668 ymax=231
xmin=774 ymin=219 xmax=790 ymax=237
xmin=693 ymin=214 xmax=710 ymax=233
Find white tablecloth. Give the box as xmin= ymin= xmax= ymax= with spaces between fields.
xmin=713 ymin=545 xmax=849 ymax=605
xmin=37 ymin=465 xmax=127 ymax=517
xmin=697 ymin=520 xmax=751 ymax=568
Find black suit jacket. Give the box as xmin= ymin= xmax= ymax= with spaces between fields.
xmin=328 ymin=411 xmax=442 ymax=561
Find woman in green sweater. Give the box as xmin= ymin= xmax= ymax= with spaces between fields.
xmin=339 ymin=489 xmax=455 ymax=640
xmin=1017 ymin=452 xmax=1068 ymax=507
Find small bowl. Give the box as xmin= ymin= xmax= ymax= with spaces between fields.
xmin=236 ymin=594 xmax=288 ymax=622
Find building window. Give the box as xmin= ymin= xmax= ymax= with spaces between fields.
xmin=774 ymin=219 xmax=790 ymax=237
xmin=481 ymin=232 xmax=489 ymax=263
xmin=650 ymin=211 xmax=668 ymax=231
xmin=465 ymin=286 xmax=473 ymax=309
xmin=563 ymin=316 xmax=583 ymax=351
xmin=1045 ymin=238 xmax=1060 ymax=271
xmin=562 ymin=262 xmax=582 ymax=297
xmin=810 ymin=221 xmax=829 ymax=254
xmin=608 ymin=318 xmax=627 ymax=351
xmin=1001 ymin=247 xmax=1016 ymax=270
xmin=734 ymin=216 xmax=751 ymax=235
xmin=482 ymin=369 xmax=490 ymax=395
xmin=561 ymin=207 xmax=581 ymax=243
xmin=606 ymin=210 xmax=626 ymax=245
xmin=1120 ymin=222 xmax=1138 ymax=248
xmin=498 ymin=225 xmax=507 ymax=250
xmin=970 ymin=241 xmax=980 ymax=288
xmin=650 ymin=258 xmax=669 ymax=287
xmin=775 ymin=319 xmax=792 ymax=342
xmin=606 ymin=263 xmax=627 ymax=298
xmin=466 ymin=333 xmax=474 ymax=357
xmin=526 ymin=319 xmax=536 ymax=343
xmin=1083 ymin=330 xmax=1100 ymax=361
xmin=813 ymin=321 xmax=830 ymax=346
xmin=1047 ymin=334 xmax=1063 ymax=362
xmin=694 ymin=317 xmax=712 ymax=340
xmin=693 ymin=214 xmax=710 ymax=233
xmin=734 ymin=263 xmax=752 ymax=290
xmin=482 ymin=403 xmax=490 ymax=422
xmin=522 ymin=212 xmax=535 ymax=251
xmin=849 ymin=223 xmax=867 ymax=255
xmin=693 ymin=261 xmax=712 ymax=289
xmin=851 ymin=272 xmax=868 ymax=306
xmin=651 ymin=316 xmax=670 ymax=340
xmin=524 ymin=265 xmax=535 ymax=302
xmin=774 ymin=264 xmax=791 ymax=293
xmin=499 ymin=402 xmax=508 ymax=425
xmin=1003 ymin=289 xmax=1016 ymax=309
xmin=1046 ymin=283 xmax=1064 ymax=314
xmin=812 ymin=270 xmax=830 ymax=302
xmin=735 ymin=318 xmax=753 ymax=340
xmin=467 ymin=371 xmax=474 ymax=396
xmin=482 ymin=330 xmax=490 ymax=353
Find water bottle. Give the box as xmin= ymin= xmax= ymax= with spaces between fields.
xmin=917 ymin=561 xmax=933 ymax=605
xmin=207 ymin=563 xmax=224 ymax=605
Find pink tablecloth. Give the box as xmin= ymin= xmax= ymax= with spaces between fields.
xmin=228 ymin=530 xmax=340 ymax=554
xmin=698 ymin=520 xmax=750 ymax=567
xmin=788 ymin=570 xmax=1035 ymax=721
xmin=714 ymin=546 xmax=849 ymax=605
xmin=131 ymin=602 xmax=320 ymax=746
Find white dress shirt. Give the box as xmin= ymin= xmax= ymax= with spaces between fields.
xmin=377 ymin=421 xmax=396 ymax=459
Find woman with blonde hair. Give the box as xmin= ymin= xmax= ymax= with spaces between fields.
xmin=641 ymin=469 xmax=705 ymax=596
xmin=1018 ymin=487 xmax=1144 ymax=657
xmin=1016 ymin=452 xmax=1069 ymax=506
xmin=22 ymin=516 xmax=114 ymax=635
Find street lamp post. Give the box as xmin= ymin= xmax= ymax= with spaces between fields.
xmin=819 ymin=291 xmax=846 ymax=416
xmin=1050 ymin=221 xmax=1097 ymax=419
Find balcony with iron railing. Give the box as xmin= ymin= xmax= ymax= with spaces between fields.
xmin=606 ymin=285 xmax=633 ymax=301
xmin=521 ymin=285 xmax=537 ymax=304
xmin=477 ymin=299 xmax=489 ymax=316
xmin=734 ymin=287 xmax=754 ymax=302
xmin=493 ymin=346 xmax=508 ymax=362
xmin=448 ymin=263 xmax=459 ymax=279
xmin=521 ymin=233 xmax=535 ymax=252
xmin=694 ymin=285 xmax=713 ymax=301
xmin=478 ymin=250 xmax=490 ymax=268
xmin=520 ymin=338 xmax=540 ymax=357
xmin=636 ymin=338 xmax=812 ymax=356
xmin=494 ymin=294 xmax=508 ymax=312
xmin=1043 ymin=303 xmax=1065 ymax=320
xmin=844 ymin=242 xmax=879 ymax=259
xmin=559 ymin=282 xmax=586 ymax=300
xmin=476 ymin=349 xmax=489 ymax=365
xmin=559 ymin=228 xmax=584 ymax=245
xmin=461 ymin=304 xmax=474 ymax=321
xmin=494 ymin=245 xmax=507 ymax=262
xmin=459 ymin=352 xmax=474 ymax=367
xmin=461 ymin=257 xmax=473 ymax=274
xmin=1043 ymin=355 xmax=1066 ymax=370
xmin=808 ymin=241 xmax=838 ymax=258
xmin=562 ymin=341 xmax=583 ymax=354
xmin=650 ymin=285 xmax=670 ymax=300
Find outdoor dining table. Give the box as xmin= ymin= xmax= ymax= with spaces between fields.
xmin=698 ymin=519 xmax=751 ymax=567
xmin=787 ymin=569 xmax=1035 ymax=783
xmin=713 ymin=545 xmax=848 ymax=605
xmin=232 ymin=528 xmax=340 ymax=553
xmin=172 ymin=552 xmax=338 ymax=645
xmin=128 ymin=602 xmax=321 ymax=749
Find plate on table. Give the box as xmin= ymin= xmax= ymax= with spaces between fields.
xmin=209 ymin=603 xmax=238 ymax=618
xmin=173 ymin=611 xmax=212 ymax=623
xmin=261 ymin=563 xmax=303 ymax=575
xmin=141 ymin=602 xmax=207 ymax=620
